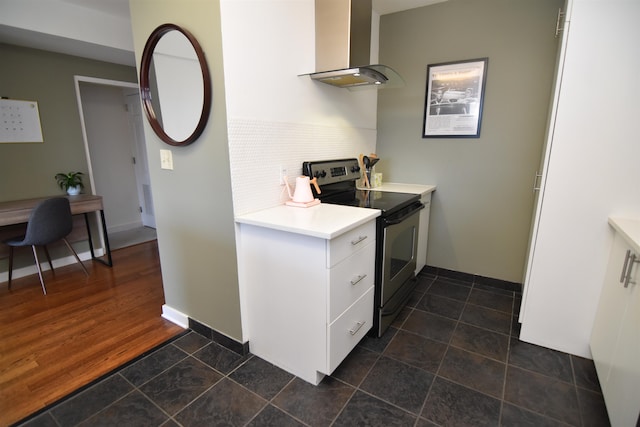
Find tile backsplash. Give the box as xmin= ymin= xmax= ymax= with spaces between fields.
xmin=228 ymin=117 xmax=376 ymax=216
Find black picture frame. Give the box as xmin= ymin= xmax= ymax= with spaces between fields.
xmin=422 ymin=58 xmax=488 ymax=138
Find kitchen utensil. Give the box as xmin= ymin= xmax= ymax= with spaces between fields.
xmin=284 ymin=176 xmax=321 ymax=207
xmin=363 ymin=154 xmax=381 ymax=187
xmin=360 ymin=154 xmax=371 ymax=188
xmin=359 ymin=154 xmax=370 ymax=188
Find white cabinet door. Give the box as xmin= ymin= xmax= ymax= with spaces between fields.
xmin=416 ymin=193 xmax=431 ymax=274
xmin=606 ymin=283 xmax=640 ymax=427
xmin=519 ymin=0 xmax=571 ymax=323
xmin=591 ymin=232 xmax=640 ymax=426
xmin=519 ymin=0 xmax=640 ymax=358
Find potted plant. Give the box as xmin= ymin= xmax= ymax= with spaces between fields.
xmin=55 ymin=172 xmax=84 ymax=195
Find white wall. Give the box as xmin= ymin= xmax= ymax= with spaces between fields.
xmin=0 ymin=0 xmax=133 ymax=65
xmin=220 ymin=0 xmax=379 ymax=216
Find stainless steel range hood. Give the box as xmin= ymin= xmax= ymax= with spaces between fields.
xmin=308 ymin=0 xmax=403 ymax=90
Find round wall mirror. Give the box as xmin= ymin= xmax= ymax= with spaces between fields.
xmin=139 ymin=23 xmax=212 ymax=146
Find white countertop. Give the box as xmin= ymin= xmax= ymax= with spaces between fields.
xmin=609 ymin=217 xmax=640 ymax=253
xmin=235 ymin=203 xmax=380 ymax=239
xmin=358 ymin=182 xmax=436 ymax=195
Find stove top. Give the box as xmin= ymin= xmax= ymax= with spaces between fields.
xmin=321 ymin=189 xmax=419 ymax=214
xmin=302 ymin=158 xmax=420 ymax=216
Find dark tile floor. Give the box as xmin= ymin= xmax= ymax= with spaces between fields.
xmin=17 ymin=271 xmax=610 ymax=427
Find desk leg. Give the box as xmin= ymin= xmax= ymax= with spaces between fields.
xmin=100 ymin=209 xmax=113 ymax=266
xmin=83 ymin=211 xmax=113 ymax=267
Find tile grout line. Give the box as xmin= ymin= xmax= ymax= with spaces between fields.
xmin=498 ymin=289 xmax=518 ymax=426
xmin=23 ymin=274 xmax=602 ymax=427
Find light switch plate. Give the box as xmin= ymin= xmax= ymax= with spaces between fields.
xmin=160 ymin=149 xmax=173 ymax=170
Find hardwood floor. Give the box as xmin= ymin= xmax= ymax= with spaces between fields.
xmin=0 ymin=240 xmax=184 ymax=426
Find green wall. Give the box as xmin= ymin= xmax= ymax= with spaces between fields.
xmin=376 ymin=0 xmax=563 ymax=282
xmin=0 ymin=43 xmax=137 ymax=202
xmin=130 ymin=0 xmax=242 ymax=341
xmin=0 ymin=44 xmax=137 ymax=270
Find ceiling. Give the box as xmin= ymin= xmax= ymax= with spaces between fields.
xmin=373 ymin=0 xmax=445 ymax=14
xmin=55 ymin=0 xmax=445 ymax=19
xmin=0 ymin=0 xmax=445 ymax=67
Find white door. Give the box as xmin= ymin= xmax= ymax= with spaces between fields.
xmin=126 ymin=92 xmax=156 ymax=228
xmin=519 ymin=0 xmax=571 ymax=322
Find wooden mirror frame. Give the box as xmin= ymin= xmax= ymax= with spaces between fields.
xmin=139 ymin=23 xmax=212 ymax=146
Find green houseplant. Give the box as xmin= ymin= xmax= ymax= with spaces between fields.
xmin=55 ymin=172 xmax=84 ymax=195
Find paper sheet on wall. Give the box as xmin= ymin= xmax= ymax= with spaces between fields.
xmin=0 ymin=99 xmax=44 ymax=143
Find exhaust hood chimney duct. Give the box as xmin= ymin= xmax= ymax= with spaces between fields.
xmin=309 ymin=0 xmax=403 ymax=90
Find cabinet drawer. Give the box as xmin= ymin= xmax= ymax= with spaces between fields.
xmin=328 ymin=243 xmax=375 ymax=322
xmin=327 ymin=220 xmax=376 ymax=268
xmin=326 ymin=286 xmax=374 ymax=374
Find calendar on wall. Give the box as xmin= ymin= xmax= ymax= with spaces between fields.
xmin=0 ymin=99 xmax=44 ymax=143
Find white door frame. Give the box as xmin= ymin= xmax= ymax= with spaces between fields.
xmin=124 ymin=91 xmax=156 ymax=228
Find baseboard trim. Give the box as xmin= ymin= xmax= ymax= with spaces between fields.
xmin=189 ymin=318 xmax=250 ymax=356
xmin=107 ymin=221 xmax=144 ymax=235
xmin=421 ymin=265 xmax=522 ymax=293
xmin=161 ymin=304 xmax=189 ymax=329
xmin=161 ymin=305 xmax=249 ymax=356
xmin=0 ymin=249 xmax=101 ymax=284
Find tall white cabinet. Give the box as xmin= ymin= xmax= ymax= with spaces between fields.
xmin=519 ymin=0 xmax=640 ymax=357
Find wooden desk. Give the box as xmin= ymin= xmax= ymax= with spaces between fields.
xmin=0 ymin=195 xmax=113 ymax=266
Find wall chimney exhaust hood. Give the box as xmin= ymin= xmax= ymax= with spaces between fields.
xmin=308 ymin=0 xmax=403 ymax=90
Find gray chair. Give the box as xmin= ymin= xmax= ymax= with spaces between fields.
xmin=4 ymin=197 xmax=89 ymax=294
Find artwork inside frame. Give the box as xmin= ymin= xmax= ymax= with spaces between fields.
xmin=0 ymin=99 xmax=44 ymax=143
xmin=422 ymin=58 xmax=488 ymax=138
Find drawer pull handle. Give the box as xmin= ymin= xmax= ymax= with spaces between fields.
xmin=533 ymin=172 xmax=543 ymax=192
xmin=623 ymin=252 xmax=638 ymax=288
xmin=349 ymin=321 xmax=365 ymax=335
xmin=350 ymin=274 xmax=367 ymax=286
xmin=351 ymin=235 xmax=368 ymax=245
xmin=620 ymin=250 xmax=632 ymax=283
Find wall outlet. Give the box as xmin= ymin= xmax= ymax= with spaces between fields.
xmin=279 ymin=166 xmax=287 ymax=185
xmin=160 ymin=149 xmax=173 ymax=170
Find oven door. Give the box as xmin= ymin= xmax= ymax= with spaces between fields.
xmin=380 ymin=202 xmax=423 ymax=306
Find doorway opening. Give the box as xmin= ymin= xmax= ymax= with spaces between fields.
xmin=74 ymin=76 xmax=156 ymax=249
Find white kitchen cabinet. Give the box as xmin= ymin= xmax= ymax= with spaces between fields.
xmin=519 ymin=0 xmax=640 ymax=357
xmin=236 ymin=204 xmax=378 ymax=385
xmin=591 ymin=218 xmax=640 ymax=427
xmin=416 ymin=192 xmax=432 ymax=274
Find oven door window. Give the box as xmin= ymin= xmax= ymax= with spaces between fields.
xmin=381 ymin=210 xmax=420 ymax=304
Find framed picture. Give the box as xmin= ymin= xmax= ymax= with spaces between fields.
xmin=422 ymin=58 xmax=488 ymax=138
xmin=0 ymin=99 xmax=44 ymax=143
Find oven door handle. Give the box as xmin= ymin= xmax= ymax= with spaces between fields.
xmin=383 ymin=203 xmax=424 ymax=226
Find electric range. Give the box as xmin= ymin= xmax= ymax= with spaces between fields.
xmin=302 ymin=158 xmax=423 ymax=336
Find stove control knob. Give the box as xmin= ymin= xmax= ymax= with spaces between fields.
xmin=314 ymin=170 xmax=327 ymax=179
xmin=351 ymin=165 xmax=360 ymax=173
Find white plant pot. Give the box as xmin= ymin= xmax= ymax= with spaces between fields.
xmin=66 ymin=186 xmax=81 ymax=196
